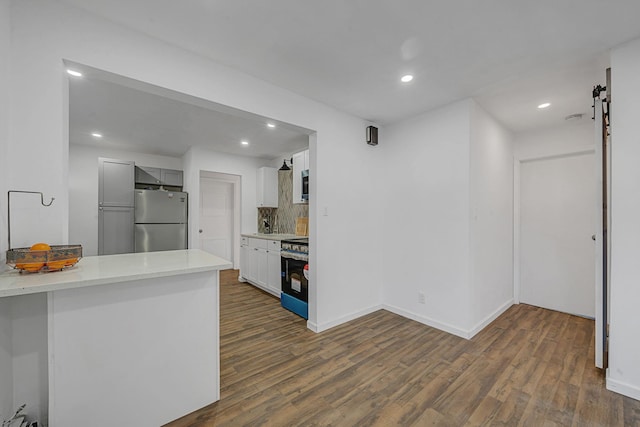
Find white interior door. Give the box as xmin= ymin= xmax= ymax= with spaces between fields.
xmin=199 ymin=177 xmax=234 ymax=263
xmin=519 ymin=152 xmax=596 ymax=318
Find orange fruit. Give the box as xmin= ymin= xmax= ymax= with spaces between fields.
xmin=30 ymin=243 xmax=51 ymax=251
xmin=17 ymin=262 xmax=45 ymax=272
xmin=64 ymin=257 xmax=79 ymax=266
xmin=46 ymin=260 xmax=66 ymax=271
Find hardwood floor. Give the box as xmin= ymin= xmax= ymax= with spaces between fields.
xmin=166 ymin=270 xmax=640 ymax=426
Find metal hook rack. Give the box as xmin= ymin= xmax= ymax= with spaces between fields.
xmin=7 ymin=190 xmax=55 ymax=250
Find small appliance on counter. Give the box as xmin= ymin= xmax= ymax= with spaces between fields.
xmin=280 ymin=238 xmax=309 ymax=319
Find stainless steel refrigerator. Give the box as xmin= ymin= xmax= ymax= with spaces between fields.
xmin=134 ymin=189 xmax=188 ymax=252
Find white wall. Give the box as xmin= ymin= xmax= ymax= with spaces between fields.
xmin=0 ymin=0 xmax=13 ymax=419
xmin=0 ymin=298 xmax=11 ymax=421
xmin=0 ymin=0 xmax=8 ymax=261
xmin=469 ymin=101 xmax=514 ymax=333
xmin=380 ymin=100 xmax=473 ymax=337
xmin=379 ymin=99 xmax=514 ymax=338
xmin=68 ymin=144 xmax=182 ymax=256
xmin=7 ymin=0 xmax=69 ymax=249
xmin=6 ymin=0 xmax=383 ymax=336
xmin=10 ymin=294 xmax=48 ymax=423
xmin=608 ymin=36 xmax=640 ymax=400
xmin=514 ymin=119 xmax=595 ymax=158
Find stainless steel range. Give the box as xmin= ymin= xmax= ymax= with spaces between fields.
xmin=280 ymin=238 xmax=308 ymax=319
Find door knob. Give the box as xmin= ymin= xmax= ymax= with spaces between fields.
xmin=592 ymin=234 xmax=596 ymax=241
xmin=199 ymin=229 xmax=203 ymax=234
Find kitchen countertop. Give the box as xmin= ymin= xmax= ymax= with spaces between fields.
xmin=242 ymin=233 xmax=307 ymax=241
xmin=0 ymin=249 xmax=232 ymax=298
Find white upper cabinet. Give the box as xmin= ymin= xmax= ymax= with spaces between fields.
xmin=160 ymin=169 xmax=184 ymax=187
xmin=256 ymin=167 xmax=278 ymax=207
xmin=135 ymin=166 xmax=183 ymax=187
xmin=99 ymin=157 xmax=135 ymax=207
xmin=292 ymin=149 xmax=309 ymax=204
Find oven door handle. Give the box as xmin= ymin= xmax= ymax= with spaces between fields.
xmin=281 ymin=253 xmax=308 ymax=260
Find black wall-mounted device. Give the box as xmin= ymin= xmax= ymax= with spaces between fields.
xmin=366 ymin=126 xmax=378 ymax=146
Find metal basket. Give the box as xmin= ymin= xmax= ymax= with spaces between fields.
xmin=6 ymin=245 xmax=83 ymax=273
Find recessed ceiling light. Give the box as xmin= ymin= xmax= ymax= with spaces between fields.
xmin=401 ymin=74 xmax=414 ymax=83
xmin=537 ymin=102 xmax=551 ymax=109
xmin=241 ymin=140 xmax=249 ymax=146
xmin=266 ymin=122 xmax=276 ymax=129
xmin=67 ymin=69 xmax=83 ymax=77
xmin=91 ymin=132 xmax=103 ymax=138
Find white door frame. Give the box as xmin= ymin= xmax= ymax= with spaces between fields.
xmin=513 ymin=144 xmax=596 ymax=305
xmin=199 ymin=170 xmax=241 ymax=269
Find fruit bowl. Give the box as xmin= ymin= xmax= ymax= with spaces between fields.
xmin=6 ymin=245 xmax=83 ymax=273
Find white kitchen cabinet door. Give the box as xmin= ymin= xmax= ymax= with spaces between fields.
xmin=135 ymin=166 xmax=162 ymax=185
xmin=136 ymin=166 xmax=184 ymax=187
xmin=246 ymin=246 xmax=258 ymax=283
xmin=98 ymin=206 xmax=134 ymax=255
xmin=256 ymin=248 xmax=268 ymax=287
xmin=161 ymin=169 xmax=184 ymax=187
xmin=240 ymin=244 xmax=248 ymax=280
xmin=99 ymin=158 xmax=135 ymax=207
xmin=267 ymin=250 xmax=281 ymax=296
xmin=256 ymin=167 xmax=278 ymax=207
xmin=292 ymin=150 xmax=308 ymax=204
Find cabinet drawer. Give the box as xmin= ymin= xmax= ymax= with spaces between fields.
xmin=249 ymin=238 xmax=268 ymax=249
xmin=268 ymin=240 xmax=281 ymax=252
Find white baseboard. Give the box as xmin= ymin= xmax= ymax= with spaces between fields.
xmin=382 ymin=304 xmax=470 ymax=339
xmin=468 ymin=299 xmax=514 ymax=339
xmin=306 ymin=300 xmax=514 ymax=339
xmin=606 ymin=374 xmax=640 ymax=401
xmin=307 ymin=304 xmax=383 ymax=333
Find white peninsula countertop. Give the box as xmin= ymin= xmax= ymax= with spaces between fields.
xmin=242 ymin=233 xmax=307 ymax=241
xmin=0 ymin=249 xmax=232 ymax=298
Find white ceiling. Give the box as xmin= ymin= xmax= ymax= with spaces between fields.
xmin=68 ymin=67 xmax=312 ymax=159
xmin=64 ymin=0 xmax=640 ymax=149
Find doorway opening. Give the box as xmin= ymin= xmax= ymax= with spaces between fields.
xmin=514 ymin=148 xmax=596 ymax=318
xmin=198 ymin=171 xmax=241 ymax=268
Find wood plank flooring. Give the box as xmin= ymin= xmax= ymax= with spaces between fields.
xmin=166 ymin=270 xmax=640 ymax=426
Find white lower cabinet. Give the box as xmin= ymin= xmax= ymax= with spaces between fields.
xmin=267 ymin=249 xmax=281 ymax=295
xmin=239 ymin=238 xmax=249 ymax=281
xmin=247 ymin=247 xmax=259 ymax=283
xmin=256 ymin=247 xmax=268 ymax=287
xmin=240 ymin=238 xmax=281 ymax=298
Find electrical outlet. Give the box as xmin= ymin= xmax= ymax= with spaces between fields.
xmin=418 ymin=292 xmax=426 ymax=304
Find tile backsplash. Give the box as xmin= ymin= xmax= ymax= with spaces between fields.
xmin=258 ymin=169 xmax=308 ymax=234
